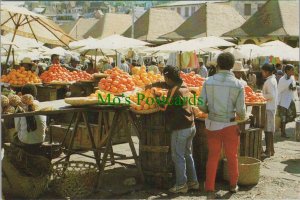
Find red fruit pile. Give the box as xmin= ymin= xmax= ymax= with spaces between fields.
xmin=40 ymin=64 xmax=92 ymax=83
xmin=180 ymin=71 xmax=206 ymax=87
xmin=244 ymin=86 xmax=267 ymax=103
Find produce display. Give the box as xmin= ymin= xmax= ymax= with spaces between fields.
xmin=180 ymin=71 xmax=206 ymax=87
xmin=129 ymin=89 xmax=158 ymax=111
xmin=40 ymin=64 xmax=93 ymax=83
xmin=1 ymin=94 xmax=39 ymax=114
xmin=0 ymin=67 xmax=42 ymax=86
xmin=99 ymin=68 xmax=135 ymax=94
xmin=131 ymin=66 xmax=163 ymax=87
xmin=244 ymin=86 xmax=267 ymax=103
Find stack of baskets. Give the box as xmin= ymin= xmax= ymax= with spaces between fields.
xmin=50 ymin=161 xmax=98 ymax=198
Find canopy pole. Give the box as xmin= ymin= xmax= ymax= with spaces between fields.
xmin=94 ymin=49 xmax=97 ymax=69
xmin=6 ymin=15 xmax=22 ymax=65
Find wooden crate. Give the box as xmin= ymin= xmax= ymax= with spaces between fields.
xmin=36 ymin=86 xmax=57 ymax=102
xmin=138 ymin=112 xmax=174 ymax=189
xmin=50 ymin=123 xmax=100 ymax=150
xmin=239 ymin=128 xmax=262 ymax=160
xmin=108 ymin=112 xmax=130 ymax=144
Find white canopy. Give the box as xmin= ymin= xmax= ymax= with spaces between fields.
xmin=43 ymin=47 xmax=79 ymax=57
xmin=259 ymin=40 xmax=297 ymax=60
xmin=224 ymin=44 xmax=262 ymax=60
xmin=4 ymin=33 xmax=44 ymax=49
xmin=69 ymin=37 xmax=100 ymax=49
xmin=80 ymin=34 xmax=149 ymax=52
xmin=149 ymin=36 xmax=235 ymax=52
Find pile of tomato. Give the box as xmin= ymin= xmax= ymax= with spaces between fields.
xmin=40 ymin=64 xmax=92 ymax=83
xmin=180 ymin=71 xmax=206 ymax=87
xmin=244 ymin=86 xmax=267 ymax=103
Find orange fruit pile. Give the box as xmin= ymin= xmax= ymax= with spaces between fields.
xmin=245 ymin=86 xmax=267 ymax=103
xmin=129 ymin=89 xmax=157 ymax=111
xmin=131 ymin=66 xmax=163 ymax=87
xmin=99 ymin=68 xmax=135 ymax=94
xmin=40 ymin=64 xmax=93 ymax=83
xmin=180 ymin=71 xmax=206 ymax=87
xmin=0 ymin=67 xmax=41 ymax=86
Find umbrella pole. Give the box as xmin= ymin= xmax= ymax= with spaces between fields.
xmin=6 ymin=15 xmax=22 ymax=65
xmin=115 ymin=50 xmax=117 ymax=67
xmin=12 ymin=49 xmax=15 ymax=68
xmin=95 ymin=49 xmax=97 ymax=70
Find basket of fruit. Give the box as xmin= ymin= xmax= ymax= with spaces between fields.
xmin=129 ymin=89 xmax=160 ymax=115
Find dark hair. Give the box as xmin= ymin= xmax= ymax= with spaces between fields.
xmin=163 ymin=65 xmax=182 ymax=83
xmin=261 ymin=63 xmax=275 ymax=73
xmin=208 ymin=66 xmax=217 ymax=76
xmin=275 ymin=63 xmax=282 ymax=69
xmin=217 ymin=52 xmax=235 ymax=70
xmin=246 ymin=60 xmax=251 ymax=65
xmin=284 ymin=64 xmax=294 ymax=73
xmin=21 ymin=84 xmax=37 ymax=98
xmin=51 ymin=54 xmax=59 ymax=61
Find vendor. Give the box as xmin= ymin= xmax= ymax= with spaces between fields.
xmin=69 ymin=56 xmax=82 ymax=71
xmin=147 ymin=58 xmax=159 ymax=74
xmin=20 ymin=57 xmax=34 ymax=71
xmin=277 ymin=64 xmax=298 ymax=138
xmin=232 ymin=61 xmax=248 ymax=87
xmin=101 ymin=57 xmax=113 ymax=72
xmin=198 ymin=58 xmax=208 ymax=78
xmin=119 ymin=57 xmax=130 ymax=73
xmin=86 ymin=60 xmax=99 ymax=74
xmin=199 ymin=52 xmax=246 ymax=197
xmin=145 ymin=66 xmax=198 ymax=194
xmin=13 ymin=84 xmax=46 ymax=154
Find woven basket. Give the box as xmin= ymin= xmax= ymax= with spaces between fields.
xmin=130 ymin=107 xmax=160 ymax=115
xmin=223 ymin=156 xmax=261 ymax=185
xmin=50 ymin=161 xmax=98 ymax=198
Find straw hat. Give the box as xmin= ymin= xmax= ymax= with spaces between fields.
xmin=232 ymin=61 xmax=248 ymax=72
xmin=199 ymin=58 xmax=204 ymax=63
xmin=21 ymin=57 xmax=32 ymax=64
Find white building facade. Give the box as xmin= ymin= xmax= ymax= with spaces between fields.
xmin=228 ymin=0 xmax=267 ymax=19
xmin=154 ymin=1 xmax=226 ymax=19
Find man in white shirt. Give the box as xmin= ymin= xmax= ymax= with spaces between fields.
xmin=232 ymin=61 xmax=248 ymax=87
xmin=261 ymin=63 xmax=278 ymax=157
xmin=277 ymin=64 xmax=298 ymax=138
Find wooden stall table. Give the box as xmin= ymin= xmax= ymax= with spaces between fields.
xmin=247 ymin=102 xmax=266 ymax=128
xmin=2 ymin=100 xmax=144 ymax=189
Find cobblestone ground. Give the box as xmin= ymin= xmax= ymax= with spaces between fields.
xmin=42 ymin=120 xmax=300 ymax=199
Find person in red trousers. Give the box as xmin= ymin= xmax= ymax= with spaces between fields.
xmin=199 ymin=52 xmax=246 ymax=199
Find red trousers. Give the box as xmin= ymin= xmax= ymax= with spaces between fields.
xmin=205 ymin=125 xmax=240 ymax=191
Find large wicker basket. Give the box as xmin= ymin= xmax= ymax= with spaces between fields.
xmin=223 ymin=156 xmax=261 ymax=185
xmin=50 ymin=161 xmax=98 ymax=198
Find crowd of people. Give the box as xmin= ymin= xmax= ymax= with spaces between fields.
xmin=2 ymin=50 xmax=299 ymax=199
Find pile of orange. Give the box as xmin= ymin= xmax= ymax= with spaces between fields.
xmin=99 ymin=68 xmax=135 ymax=94
xmin=245 ymin=86 xmax=267 ymax=103
xmin=129 ymin=89 xmax=157 ymax=111
xmin=180 ymin=71 xmax=206 ymax=87
xmin=131 ymin=66 xmax=163 ymax=87
xmin=0 ymin=67 xmax=41 ymax=86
